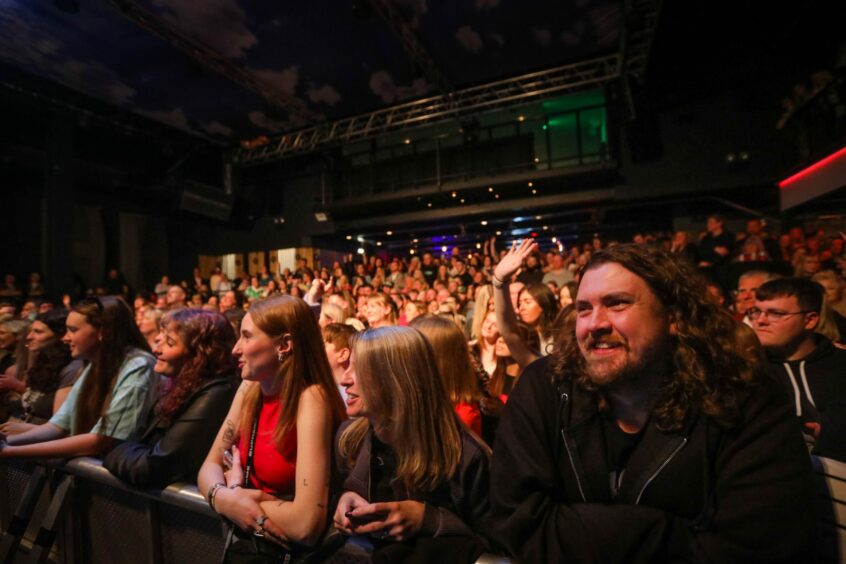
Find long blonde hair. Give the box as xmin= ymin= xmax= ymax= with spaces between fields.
xmin=338 ymin=327 xmax=462 ymax=493
xmin=470 ymin=284 xmax=493 ymax=342
xmin=411 ymin=315 xmax=481 ymax=405
xmin=240 ymin=295 xmax=346 ymax=446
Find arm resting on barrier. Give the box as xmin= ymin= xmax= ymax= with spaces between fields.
xmin=4 ymin=422 xmax=66 ymax=445
xmin=0 ymin=431 xmax=116 ymax=459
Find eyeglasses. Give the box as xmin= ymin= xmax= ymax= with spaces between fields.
xmin=746 ymin=307 xmax=812 ymax=321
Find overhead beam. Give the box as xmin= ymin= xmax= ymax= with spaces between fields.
xmin=235 ymin=54 xmax=622 ymax=165
xmin=99 ymin=0 xmax=320 ymax=122
xmin=333 ymin=188 xmax=616 ymax=231
xmin=620 ymin=0 xmax=662 ymax=80
xmin=366 ymin=0 xmax=453 ymax=95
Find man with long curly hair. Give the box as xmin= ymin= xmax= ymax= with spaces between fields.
xmin=490 ymin=243 xmax=817 ymax=563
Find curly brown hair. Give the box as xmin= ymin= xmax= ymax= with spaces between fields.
xmin=155 ymin=309 xmax=238 ymax=425
xmin=552 ymin=244 xmax=764 ymax=431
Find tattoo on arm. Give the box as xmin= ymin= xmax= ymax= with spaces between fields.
xmin=222 ymin=420 xmax=235 ymax=445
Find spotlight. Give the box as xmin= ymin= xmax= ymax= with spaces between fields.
xmin=480 ymin=220 xmax=488 ymax=226
xmin=357 ymin=248 xmax=365 ymax=255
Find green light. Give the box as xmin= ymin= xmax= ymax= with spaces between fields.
xmin=542 ymin=124 xmax=547 ymax=130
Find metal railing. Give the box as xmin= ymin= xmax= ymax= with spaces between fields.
xmin=0 ymin=458 xmax=514 ymax=564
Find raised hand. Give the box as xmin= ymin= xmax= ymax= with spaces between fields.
xmin=493 ymin=238 xmax=538 ymax=283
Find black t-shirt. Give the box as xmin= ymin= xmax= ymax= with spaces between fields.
xmin=601 ymin=413 xmax=645 ymax=496
xmin=421 ymin=265 xmax=438 ymax=285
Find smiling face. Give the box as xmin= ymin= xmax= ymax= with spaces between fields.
xmin=575 ymin=262 xmax=671 ymax=388
xmin=150 ymin=322 xmax=186 ymax=376
xmin=231 ymin=313 xmax=279 ymax=382
xmin=339 ymin=353 xmax=364 ymax=418
xmin=63 ymin=311 xmax=101 ymax=360
xmin=25 ymin=321 xmax=57 ymax=352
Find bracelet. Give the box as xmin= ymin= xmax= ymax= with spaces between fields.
xmin=207 ymin=482 xmax=226 ymax=512
xmin=492 ymin=275 xmax=509 ymax=289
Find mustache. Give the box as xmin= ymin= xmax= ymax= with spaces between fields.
xmin=582 ymin=335 xmax=626 ymax=349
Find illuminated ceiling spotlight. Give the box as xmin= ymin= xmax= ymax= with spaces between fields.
xmin=386 ymin=230 xmax=393 ymax=235
xmin=488 ymin=186 xmax=494 ymax=192
xmin=427 ymin=202 xmax=432 ymax=208
xmin=346 ymin=235 xmax=352 ymax=240
xmin=460 ymin=198 xmax=465 ymax=204
xmin=480 ymin=220 xmax=488 ymax=226
xmin=451 ymin=191 xmax=457 ymax=198
xmin=357 ymin=248 xmax=365 ymax=255
xmin=404 ymin=138 xmax=411 ymax=144
xmin=528 ymin=181 xmax=533 ymax=187
xmin=517 ymin=115 xmax=525 ymax=122
xmin=532 ymin=189 xmax=537 ymax=195
xmin=441 ymin=246 xmax=448 ymax=253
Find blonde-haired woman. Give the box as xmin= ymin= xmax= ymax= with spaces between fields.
xmin=411 ymin=316 xmax=483 ymax=435
xmin=363 ymin=293 xmax=397 ymax=328
xmin=333 ymin=326 xmax=491 ymax=562
xmin=197 ymin=295 xmax=346 ymax=560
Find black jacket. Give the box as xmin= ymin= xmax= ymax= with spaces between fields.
xmin=104 ymin=375 xmax=236 ymax=488
xmin=335 ymin=419 xmax=492 ymax=541
xmin=491 ymin=356 xmax=818 ymax=563
xmin=765 ymin=335 xmax=846 ymax=461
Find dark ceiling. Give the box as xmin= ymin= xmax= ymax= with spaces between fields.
xmin=0 ymin=0 xmax=623 ymax=142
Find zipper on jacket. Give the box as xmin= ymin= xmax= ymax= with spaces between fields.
xmin=558 ymin=392 xmax=588 ymax=502
xmin=635 ymin=437 xmax=688 ymax=504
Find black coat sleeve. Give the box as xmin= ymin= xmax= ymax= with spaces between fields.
xmin=103 ymin=382 xmax=235 ymax=488
xmin=490 ymin=361 xmax=818 ymax=563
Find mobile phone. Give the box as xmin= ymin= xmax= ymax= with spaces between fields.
xmin=345 ymin=510 xmax=388 ymax=526
xmin=222 ymin=449 xmax=234 ymax=470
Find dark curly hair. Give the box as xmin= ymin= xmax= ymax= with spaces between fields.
xmin=25 ymin=309 xmax=72 ymax=393
xmin=155 ymin=309 xmax=238 ymax=425
xmin=552 ymin=244 xmax=764 ymax=431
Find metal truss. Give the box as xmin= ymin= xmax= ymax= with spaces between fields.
xmin=367 ymin=0 xmax=453 ymax=95
xmin=620 ymin=0 xmax=662 ymax=80
xmin=99 ymin=0 xmax=319 ymax=122
xmin=235 ymin=54 xmax=622 ymax=165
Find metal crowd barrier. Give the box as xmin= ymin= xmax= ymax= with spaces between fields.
xmin=0 ymin=457 xmax=514 ymax=564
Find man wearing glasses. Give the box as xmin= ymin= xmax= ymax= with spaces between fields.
xmin=751 ymin=277 xmax=846 ymax=461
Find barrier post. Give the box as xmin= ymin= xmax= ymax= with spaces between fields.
xmin=0 ymin=465 xmax=48 ymax=564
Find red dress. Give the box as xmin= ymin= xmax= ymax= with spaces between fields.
xmin=238 ymin=395 xmax=297 ymax=496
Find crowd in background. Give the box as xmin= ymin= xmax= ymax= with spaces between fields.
xmin=0 ymin=214 xmax=844 ymax=561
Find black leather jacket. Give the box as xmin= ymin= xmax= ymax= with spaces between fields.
xmin=104 ymin=375 xmax=236 ymax=488
xmin=491 ymin=356 xmax=818 ymax=563
xmin=335 ymin=419 xmax=492 ymax=541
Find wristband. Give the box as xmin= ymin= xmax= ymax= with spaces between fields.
xmin=207 ymin=482 xmax=226 ymax=512
xmin=492 ymin=275 xmax=509 ymax=289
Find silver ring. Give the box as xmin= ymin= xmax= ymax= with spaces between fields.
xmin=255 ymin=515 xmax=268 ymax=528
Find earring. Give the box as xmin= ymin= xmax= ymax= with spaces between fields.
xmin=277 ymin=351 xmax=289 ymax=361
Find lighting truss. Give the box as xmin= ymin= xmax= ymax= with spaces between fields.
xmin=100 ymin=0 xmax=319 ymax=122
xmin=366 ymin=0 xmax=453 ymax=95
xmin=235 ymin=54 xmax=622 ymax=165
xmin=621 ymin=0 xmax=662 ymax=80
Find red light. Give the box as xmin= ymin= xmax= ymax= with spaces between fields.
xmin=779 ymin=146 xmax=846 ymax=189
xmin=530 ymin=232 xmax=538 ymax=237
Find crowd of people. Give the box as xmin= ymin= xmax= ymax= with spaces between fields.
xmin=1 ymin=214 xmax=844 ymax=562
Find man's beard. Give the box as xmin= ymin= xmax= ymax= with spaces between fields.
xmin=580 ymin=336 xmax=670 ymax=390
